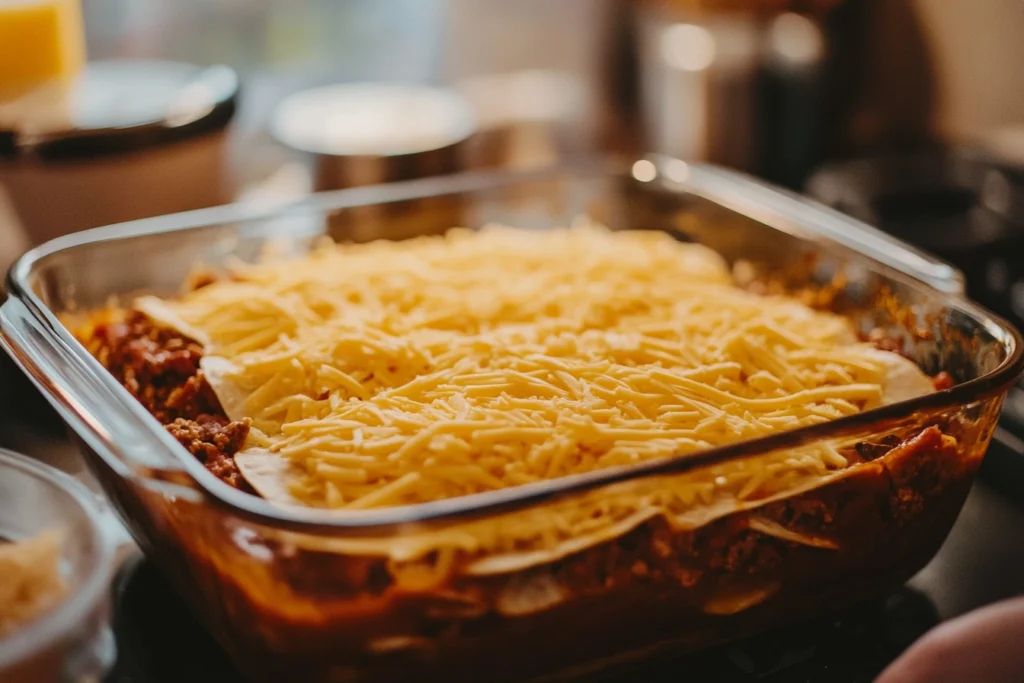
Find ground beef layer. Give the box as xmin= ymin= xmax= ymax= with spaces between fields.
xmin=82 ymin=312 xmax=252 ymax=490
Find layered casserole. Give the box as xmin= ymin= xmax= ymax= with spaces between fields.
xmin=0 ymin=153 xmax=1013 ymax=683
xmin=69 ymin=221 xmax=986 ymax=680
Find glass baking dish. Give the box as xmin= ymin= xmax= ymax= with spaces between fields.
xmin=2 ymin=157 xmax=1022 ymax=683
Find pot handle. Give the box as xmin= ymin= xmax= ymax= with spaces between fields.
xmin=0 ymin=297 xmax=204 ymax=501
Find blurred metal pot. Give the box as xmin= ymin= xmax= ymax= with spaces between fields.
xmin=635 ymin=1 xmax=835 ymax=187
xmin=270 ymin=82 xmax=477 ymax=241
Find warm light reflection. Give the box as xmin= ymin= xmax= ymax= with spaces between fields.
xmin=664 ymin=159 xmax=690 ymax=184
xmin=632 ymin=159 xmax=657 ymax=182
xmin=660 ymin=23 xmax=716 ymax=73
xmin=767 ymin=13 xmax=823 ymax=68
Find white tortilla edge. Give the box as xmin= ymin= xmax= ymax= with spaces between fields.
xmin=234 ymin=449 xmax=309 ymax=509
xmin=134 ymin=295 xmax=210 ymax=347
xmin=866 ymin=346 xmax=937 ymax=406
xmin=198 ymin=355 xmax=251 ymax=422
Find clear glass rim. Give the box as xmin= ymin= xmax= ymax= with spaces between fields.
xmin=4 ymin=158 xmax=1024 ymax=533
xmin=0 ymin=449 xmax=114 ymax=669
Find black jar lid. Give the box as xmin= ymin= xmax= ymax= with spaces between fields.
xmin=0 ymin=60 xmax=239 ymax=162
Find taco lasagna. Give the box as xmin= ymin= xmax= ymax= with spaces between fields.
xmin=75 ymin=223 xmax=957 ymax=571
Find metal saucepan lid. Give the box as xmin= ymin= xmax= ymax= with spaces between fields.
xmin=0 ymin=61 xmax=239 ymax=162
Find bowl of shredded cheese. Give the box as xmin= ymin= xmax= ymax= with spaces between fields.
xmin=0 ymin=450 xmax=116 ymax=683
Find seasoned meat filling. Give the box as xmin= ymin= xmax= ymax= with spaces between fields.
xmin=83 ymin=312 xmax=251 ymax=489
xmin=167 ymin=415 xmax=252 ymax=490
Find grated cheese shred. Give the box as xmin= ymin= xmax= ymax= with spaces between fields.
xmin=136 ymin=222 xmax=920 ymax=521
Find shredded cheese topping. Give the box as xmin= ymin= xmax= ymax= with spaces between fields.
xmin=140 ymin=223 xmax=911 ymax=514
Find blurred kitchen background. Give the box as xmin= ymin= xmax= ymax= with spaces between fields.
xmin=76 ymin=0 xmax=1024 ymax=167
xmin=4 ymin=0 xmax=1024 ymax=456
xmin=66 ymin=0 xmax=1024 ymax=180
xmin=9 ymin=0 xmax=1023 ymax=304
xmin=5 ymin=1 xmax=1024 ymax=224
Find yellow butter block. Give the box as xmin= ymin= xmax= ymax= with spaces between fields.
xmin=0 ymin=0 xmax=85 ymax=101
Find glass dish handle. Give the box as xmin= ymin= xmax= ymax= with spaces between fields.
xmin=665 ymin=160 xmax=967 ymax=296
xmin=0 ymin=298 xmax=203 ymax=501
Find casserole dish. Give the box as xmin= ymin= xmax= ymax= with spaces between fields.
xmin=2 ymin=157 xmax=1021 ymax=683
